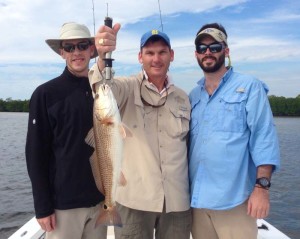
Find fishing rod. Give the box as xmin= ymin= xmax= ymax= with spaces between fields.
xmin=157 ymin=0 xmax=163 ymax=32
xmin=103 ymin=3 xmax=114 ymax=83
xmin=91 ymin=1 xmax=113 ymax=79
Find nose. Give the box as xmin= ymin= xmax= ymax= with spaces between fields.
xmin=72 ymin=46 xmax=81 ymax=53
xmin=204 ymin=47 xmax=212 ymax=54
xmin=152 ymin=53 xmax=162 ymax=62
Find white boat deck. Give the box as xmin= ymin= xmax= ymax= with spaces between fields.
xmin=8 ymin=217 xmax=291 ymax=239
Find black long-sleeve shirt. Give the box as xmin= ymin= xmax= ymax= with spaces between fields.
xmin=25 ymin=67 xmax=104 ymax=218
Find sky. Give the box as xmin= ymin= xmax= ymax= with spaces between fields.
xmin=0 ymin=0 xmax=299 ymax=100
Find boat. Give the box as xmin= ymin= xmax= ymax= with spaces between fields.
xmin=8 ymin=216 xmax=290 ymax=239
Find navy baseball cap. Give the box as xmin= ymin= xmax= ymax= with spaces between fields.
xmin=140 ymin=30 xmax=171 ymax=48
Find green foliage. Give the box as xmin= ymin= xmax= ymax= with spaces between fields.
xmin=269 ymin=95 xmax=300 ymax=116
xmin=0 ymin=98 xmax=29 ymax=112
xmin=0 ymin=95 xmax=300 ymax=116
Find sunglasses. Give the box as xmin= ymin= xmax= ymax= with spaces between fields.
xmin=196 ymin=43 xmax=224 ymax=54
xmin=140 ymin=75 xmax=168 ymax=108
xmin=61 ymin=41 xmax=91 ymax=53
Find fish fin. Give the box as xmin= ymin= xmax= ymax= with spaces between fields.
xmin=90 ymin=153 xmax=105 ymax=195
xmin=118 ymin=171 xmax=127 ymax=186
xmin=85 ymin=128 xmax=95 ymax=148
xmin=119 ymin=123 xmax=133 ymax=138
xmin=95 ymin=205 xmax=122 ymax=227
xmin=118 ymin=125 xmax=127 ymax=138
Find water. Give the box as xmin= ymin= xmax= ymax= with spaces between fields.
xmin=0 ymin=113 xmax=33 ymax=239
xmin=0 ymin=113 xmax=299 ymax=239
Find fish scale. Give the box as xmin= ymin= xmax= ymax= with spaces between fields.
xmin=95 ymin=122 xmax=118 ymax=206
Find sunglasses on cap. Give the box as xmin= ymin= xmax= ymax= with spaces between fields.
xmin=61 ymin=41 xmax=91 ymax=53
xmin=196 ymin=43 xmax=224 ymax=54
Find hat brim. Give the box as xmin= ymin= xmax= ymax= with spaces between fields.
xmin=194 ymin=30 xmax=227 ymax=45
xmin=195 ymin=33 xmax=223 ymax=45
xmin=45 ymin=37 xmax=98 ymax=59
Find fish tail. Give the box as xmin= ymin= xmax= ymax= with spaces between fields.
xmin=95 ymin=205 xmax=122 ymax=227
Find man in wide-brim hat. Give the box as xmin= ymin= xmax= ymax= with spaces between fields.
xmin=26 ymin=22 xmax=106 ymax=239
xmin=46 ymin=22 xmax=97 ymax=76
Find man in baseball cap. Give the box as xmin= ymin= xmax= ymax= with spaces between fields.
xmin=89 ymin=23 xmax=192 ymax=239
xmin=189 ymin=22 xmax=280 ymax=239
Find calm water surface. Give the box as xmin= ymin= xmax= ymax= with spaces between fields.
xmin=0 ymin=113 xmax=299 ymax=238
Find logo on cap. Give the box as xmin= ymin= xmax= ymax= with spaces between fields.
xmin=152 ymin=30 xmax=159 ymax=35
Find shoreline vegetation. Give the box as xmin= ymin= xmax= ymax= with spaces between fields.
xmin=1 ymin=95 xmax=300 ymax=116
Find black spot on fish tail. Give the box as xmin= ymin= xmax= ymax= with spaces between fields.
xmin=95 ymin=205 xmax=122 ymax=227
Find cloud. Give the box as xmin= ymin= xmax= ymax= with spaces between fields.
xmin=0 ymin=0 xmax=299 ymax=99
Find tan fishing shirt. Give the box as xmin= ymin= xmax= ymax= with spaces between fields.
xmin=89 ymin=64 xmax=191 ymax=213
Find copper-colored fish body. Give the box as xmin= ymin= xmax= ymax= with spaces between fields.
xmin=86 ymin=83 xmax=126 ymax=227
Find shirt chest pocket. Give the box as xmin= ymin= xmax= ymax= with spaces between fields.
xmin=168 ymin=107 xmax=190 ymax=138
xmin=217 ymin=94 xmax=247 ymax=133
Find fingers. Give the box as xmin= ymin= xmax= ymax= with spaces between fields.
xmin=95 ymin=23 xmax=121 ymax=59
xmin=247 ymin=191 xmax=270 ymax=219
xmin=113 ymin=23 xmax=121 ymax=34
xmin=50 ymin=214 xmax=56 ymax=230
xmin=37 ymin=215 xmax=55 ymax=232
xmin=255 ymin=203 xmax=270 ymax=218
xmin=248 ymin=205 xmax=270 ymax=218
xmin=97 ymin=23 xmax=121 ymax=35
xmin=247 ymin=200 xmax=252 ymax=216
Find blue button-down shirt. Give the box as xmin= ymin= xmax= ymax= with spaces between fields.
xmin=189 ymin=67 xmax=280 ymax=210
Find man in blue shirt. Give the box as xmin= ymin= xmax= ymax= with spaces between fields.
xmin=189 ymin=23 xmax=280 ymax=239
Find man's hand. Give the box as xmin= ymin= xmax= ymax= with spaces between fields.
xmin=95 ymin=23 xmax=121 ymax=71
xmin=37 ymin=213 xmax=56 ymax=232
xmin=247 ymin=186 xmax=270 ymax=218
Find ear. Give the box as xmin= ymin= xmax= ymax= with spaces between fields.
xmin=170 ymin=49 xmax=174 ymax=62
xmin=225 ymin=47 xmax=230 ymax=57
xmin=60 ymin=49 xmax=66 ymax=59
xmin=138 ymin=51 xmax=143 ymax=64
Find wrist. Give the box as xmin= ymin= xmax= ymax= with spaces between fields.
xmin=255 ymin=177 xmax=271 ymax=190
xmin=255 ymin=185 xmax=270 ymax=190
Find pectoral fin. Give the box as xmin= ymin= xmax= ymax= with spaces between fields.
xmin=118 ymin=171 xmax=127 ymax=186
xmin=119 ymin=123 xmax=133 ymax=138
xmin=85 ymin=128 xmax=95 ymax=148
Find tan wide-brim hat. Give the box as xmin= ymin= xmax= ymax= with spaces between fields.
xmin=45 ymin=22 xmax=98 ymax=58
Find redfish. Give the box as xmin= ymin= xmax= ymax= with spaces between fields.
xmin=85 ymin=83 xmax=130 ymax=227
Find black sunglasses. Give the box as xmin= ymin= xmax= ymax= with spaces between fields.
xmin=61 ymin=41 xmax=91 ymax=53
xmin=196 ymin=43 xmax=224 ymax=54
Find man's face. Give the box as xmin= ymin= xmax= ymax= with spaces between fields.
xmin=60 ymin=39 xmax=95 ymax=77
xmin=195 ymin=35 xmax=228 ymax=73
xmin=138 ymin=39 xmax=174 ymax=81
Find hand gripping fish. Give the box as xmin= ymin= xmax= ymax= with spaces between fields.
xmin=85 ymin=83 xmax=131 ymax=227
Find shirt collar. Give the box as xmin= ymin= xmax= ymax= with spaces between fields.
xmin=142 ymin=69 xmax=174 ymax=94
xmin=197 ymin=66 xmax=234 ymax=87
